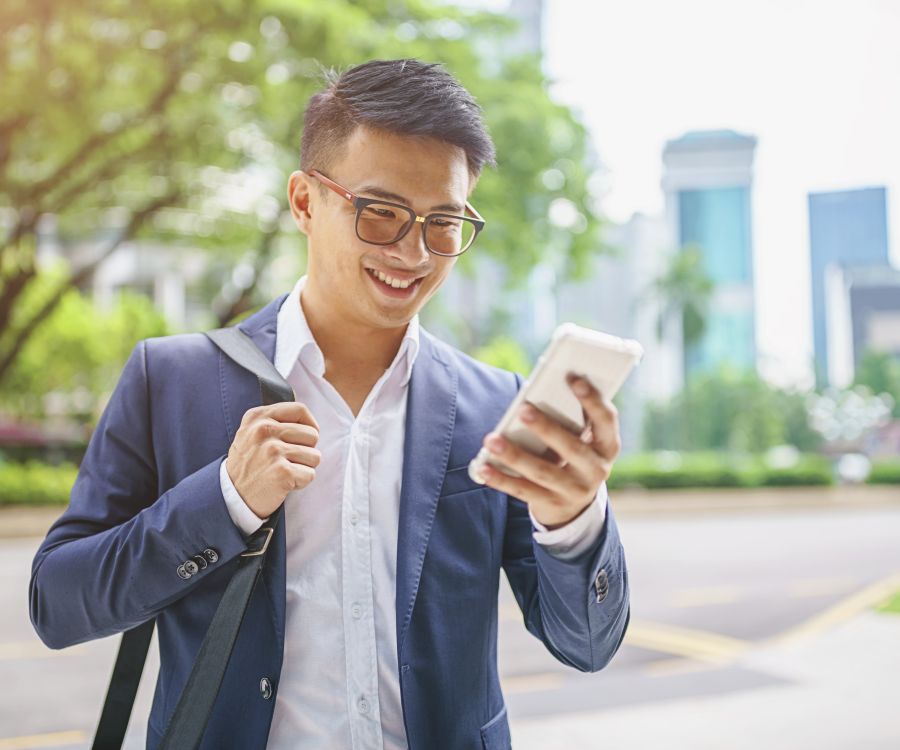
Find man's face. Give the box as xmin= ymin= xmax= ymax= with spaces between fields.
xmin=288 ymin=125 xmax=473 ymax=333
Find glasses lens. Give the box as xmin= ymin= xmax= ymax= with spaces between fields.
xmin=356 ymin=203 xmax=413 ymax=244
xmin=425 ymin=215 xmax=478 ymax=256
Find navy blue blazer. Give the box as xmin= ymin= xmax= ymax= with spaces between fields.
xmin=29 ymin=294 xmax=630 ymax=750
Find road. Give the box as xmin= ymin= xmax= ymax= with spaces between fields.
xmin=1 ymin=501 xmax=899 ymax=748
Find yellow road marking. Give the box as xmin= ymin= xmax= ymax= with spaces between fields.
xmin=787 ymin=576 xmax=855 ymax=598
xmin=0 ymin=730 xmax=87 ymax=750
xmin=623 ymin=620 xmax=750 ymax=665
xmin=642 ymin=571 xmax=900 ymax=675
xmin=502 ymin=672 xmax=567 ymax=693
xmin=668 ymin=585 xmax=743 ymax=608
xmin=642 ymin=657 xmax=717 ymax=677
xmin=766 ymin=570 xmax=900 ymax=646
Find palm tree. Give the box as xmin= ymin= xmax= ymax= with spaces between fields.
xmin=648 ymin=243 xmax=714 ymax=349
xmin=642 ymin=244 xmax=715 ymax=447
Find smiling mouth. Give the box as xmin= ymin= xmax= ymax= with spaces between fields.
xmin=365 ymin=267 xmax=425 ymax=290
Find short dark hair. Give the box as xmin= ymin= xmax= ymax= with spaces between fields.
xmin=300 ymin=59 xmax=496 ymax=181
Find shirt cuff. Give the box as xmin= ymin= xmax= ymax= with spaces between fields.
xmin=220 ymin=457 xmax=268 ymax=536
xmin=529 ymin=482 xmax=608 ymax=561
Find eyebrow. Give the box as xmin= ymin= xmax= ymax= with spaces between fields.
xmin=356 ymin=184 xmax=464 ymax=214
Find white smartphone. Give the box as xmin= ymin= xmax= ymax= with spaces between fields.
xmin=468 ymin=322 xmax=644 ymax=483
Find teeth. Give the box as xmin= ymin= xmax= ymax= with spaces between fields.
xmin=369 ymin=269 xmax=416 ymax=289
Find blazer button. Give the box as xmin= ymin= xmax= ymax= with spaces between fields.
xmin=177 ymin=564 xmax=192 ymax=580
xmin=192 ymin=554 xmax=208 ymax=570
xmin=184 ymin=560 xmax=200 ymax=576
xmin=595 ymin=568 xmax=609 ymax=602
xmin=260 ymin=677 xmax=273 ymax=700
xmin=203 ymin=548 xmax=219 ymax=564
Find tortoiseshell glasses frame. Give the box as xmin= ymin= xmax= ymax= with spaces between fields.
xmin=307 ymin=169 xmax=485 ymax=257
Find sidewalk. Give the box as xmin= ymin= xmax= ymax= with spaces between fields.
xmin=509 ymin=608 xmax=900 ymax=750
xmin=611 ymin=483 xmax=900 ymax=516
xmin=0 ymin=506 xmax=63 ymax=538
xmin=3 ymin=485 xmax=898 ymax=538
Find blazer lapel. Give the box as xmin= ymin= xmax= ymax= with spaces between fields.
xmin=395 ymin=330 xmax=458 ymax=655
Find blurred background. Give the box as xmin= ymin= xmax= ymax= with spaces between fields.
xmin=1 ymin=0 xmax=898 ymax=748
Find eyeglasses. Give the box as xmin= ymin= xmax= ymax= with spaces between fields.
xmin=307 ymin=169 xmax=485 ymax=257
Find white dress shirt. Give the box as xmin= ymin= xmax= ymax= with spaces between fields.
xmin=220 ymin=274 xmax=608 ymax=749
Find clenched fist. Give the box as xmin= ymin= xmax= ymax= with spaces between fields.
xmin=224 ymin=402 xmax=322 ymax=519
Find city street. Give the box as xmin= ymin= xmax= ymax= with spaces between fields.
xmin=1 ymin=497 xmax=899 ymax=749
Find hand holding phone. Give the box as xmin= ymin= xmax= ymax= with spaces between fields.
xmin=469 ymin=323 xmax=643 ymax=483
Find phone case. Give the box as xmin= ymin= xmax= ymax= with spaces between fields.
xmin=468 ymin=322 xmax=643 ymax=483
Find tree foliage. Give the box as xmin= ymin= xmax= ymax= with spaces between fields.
xmin=646 ymin=244 xmax=713 ymax=347
xmin=853 ymin=349 xmax=900 ymax=418
xmin=643 ymin=366 xmax=823 ymax=453
xmin=472 ymin=335 xmax=532 ymax=378
xmin=0 ymin=262 xmax=168 ymax=423
xmin=1 ymin=0 xmax=603 ymax=388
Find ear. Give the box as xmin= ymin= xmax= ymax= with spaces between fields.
xmin=287 ymin=171 xmax=314 ymax=236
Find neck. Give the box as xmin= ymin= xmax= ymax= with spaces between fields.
xmin=299 ymin=282 xmax=408 ymax=376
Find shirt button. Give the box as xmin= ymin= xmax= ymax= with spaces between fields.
xmin=357 ymin=697 xmax=370 ymax=714
xmin=350 ymin=512 xmax=360 ymax=525
xmin=351 ymin=603 xmax=362 ymax=619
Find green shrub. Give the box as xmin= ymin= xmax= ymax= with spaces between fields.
xmin=607 ymin=451 xmax=835 ymax=490
xmin=868 ymin=459 xmax=900 ymax=485
xmin=0 ymin=461 xmax=77 ymax=505
xmin=609 ymin=452 xmax=753 ymax=490
xmin=877 ymin=590 xmax=900 ymax=614
xmin=758 ymin=455 xmax=833 ymax=486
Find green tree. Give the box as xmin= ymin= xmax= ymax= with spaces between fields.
xmin=642 ymin=244 xmax=714 ymax=440
xmin=643 ymin=366 xmax=822 ymax=453
xmin=853 ymin=349 xmax=900 ymax=417
xmin=472 ymin=335 xmax=531 ymax=377
xmin=646 ymin=244 xmax=714 ymax=348
xmin=1 ymin=1 xmax=602 ymax=384
xmin=0 ymin=264 xmax=168 ymax=423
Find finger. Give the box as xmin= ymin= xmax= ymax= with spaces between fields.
xmin=537 ymin=445 xmax=568 ymax=468
xmin=483 ymin=428 xmax=574 ymax=493
xmin=567 ymin=375 xmax=620 ymax=459
xmin=251 ymin=417 xmax=319 ymax=447
xmin=275 ymin=422 xmax=320 ymax=447
xmin=476 ymin=462 xmax=555 ymax=506
xmin=285 ymin=460 xmax=317 ymax=489
xmin=263 ymin=401 xmax=321 ymax=431
xmin=579 ymin=423 xmax=593 ymax=443
xmin=513 ymin=402 xmax=596 ymax=477
xmin=281 ymin=444 xmax=322 ymax=467
xmin=591 ymin=396 xmax=621 ymax=460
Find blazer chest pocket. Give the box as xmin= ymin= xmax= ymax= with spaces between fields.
xmin=440 ymin=464 xmax=485 ymax=498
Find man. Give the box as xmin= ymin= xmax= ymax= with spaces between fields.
xmin=30 ymin=59 xmax=630 ymax=749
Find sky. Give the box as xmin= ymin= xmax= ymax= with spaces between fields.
xmin=536 ymin=0 xmax=900 ymax=387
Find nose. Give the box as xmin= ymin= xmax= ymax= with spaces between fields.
xmin=386 ymin=219 xmax=430 ymax=265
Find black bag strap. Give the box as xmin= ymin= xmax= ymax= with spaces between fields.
xmin=92 ymin=326 xmax=294 ymax=750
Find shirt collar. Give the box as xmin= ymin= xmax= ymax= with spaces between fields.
xmin=274 ymin=274 xmax=420 ymax=387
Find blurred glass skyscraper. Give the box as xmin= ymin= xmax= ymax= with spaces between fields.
xmin=662 ymin=130 xmax=758 ymax=378
xmin=808 ymin=187 xmax=890 ymax=386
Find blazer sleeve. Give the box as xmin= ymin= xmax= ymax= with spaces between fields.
xmin=500 ymin=372 xmax=631 ymax=673
xmin=29 ymin=339 xmax=248 ymax=649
